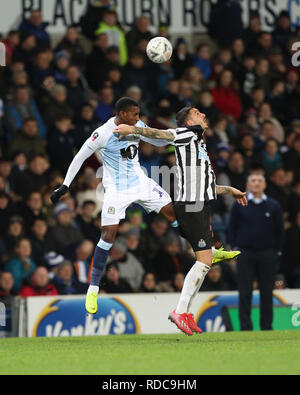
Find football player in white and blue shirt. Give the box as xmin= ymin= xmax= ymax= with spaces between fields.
xmin=51 ymin=98 xmax=177 ymax=314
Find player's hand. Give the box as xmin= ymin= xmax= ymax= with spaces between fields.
xmin=229 ymin=188 xmax=248 ymax=206
xmin=113 ymin=124 xmax=135 ymax=139
xmin=50 ymin=185 xmax=69 ymax=205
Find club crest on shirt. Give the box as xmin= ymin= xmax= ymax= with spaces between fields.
xmin=92 ymin=132 xmax=99 ymax=141
xmin=108 ymin=206 xmax=115 ymax=215
xmin=198 ymin=239 xmax=207 ymax=249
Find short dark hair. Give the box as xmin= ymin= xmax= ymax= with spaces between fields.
xmin=176 ymin=107 xmax=192 ymax=127
xmin=82 ymin=200 xmax=96 ymax=208
xmin=115 ymin=97 xmax=139 ymax=114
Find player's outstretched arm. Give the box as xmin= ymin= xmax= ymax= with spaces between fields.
xmin=51 ymin=142 xmax=94 ymax=205
xmin=113 ymin=124 xmax=175 ymax=142
xmin=216 ymin=185 xmax=248 ymax=207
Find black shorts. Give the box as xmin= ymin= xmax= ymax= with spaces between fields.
xmin=174 ymin=201 xmax=214 ymax=252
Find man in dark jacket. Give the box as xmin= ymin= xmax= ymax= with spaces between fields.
xmin=229 ymin=173 xmax=284 ymax=330
xmin=12 ymin=155 xmax=50 ymax=200
xmin=8 ymin=118 xmax=46 ymax=160
xmin=18 ymin=10 xmax=50 ymax=49
xmin=49 ymin=202 xmax=84 ymax=259
xmin=126 ymin=16 xmax=153 ymax=53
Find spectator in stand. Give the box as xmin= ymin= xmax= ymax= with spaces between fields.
xmin=47 ymin=115 xmax=75 ymax=173
xmin=282 ymin=210 xmax=300 ymax=288
xmin=172 ymin=38 xmax=194 ymax=79
xmin=217 ymin=152 xmax=247 ymax=210
xmin=3 ymin=31 xmax=20 ymax=64
xmin=73 ymin=240 xmax=95 ymax=284
xmin=80 ymin=0 xmax=115 ymax=40
xmin=5 ymin=238 xmax=36 ymax=293
xmin=65 ymin=65 xmax=90 ymax=114
xmin=86 ymin=33 xmax=109 ymax=92
xmin=148 ymin=99 xmax=175 ymax=130
xmin=18 ymin=9 xmax=50 ymax=49
xmin=5 ymin=85 xmax=47 ymax=138
xmin=55 ymin=25 xmax=86 ymax=70
xmin=250 ymin=31 xmax=273 ymax=58
xmin=0 ymin=216 xmax=24 ymax=262
xmin=197 ymin=90 xmax=220 ymax=124
xmin=8 ymin=118 xmax=46 ymax=160
xmin=94 ymin=87 xmax=114 ymax=123
xmin=258 ymin=102 xmax=285 ymax=143
xmin=288 ymin=181 xmax=300 ymax=220
xmin=12 ymin=154 xmax=49 ymax=200
xmin=153 ymin=233 xmax=193 ymax=284
xmin=260 ymin=138 xmax=283 ymax=177
xmin=238 ymin=134 xmax=261 ymax=172
xmin=49 ymin=202 xmax=84 ymax=258
xmin=272 ymin=11 xmax=294 ymax=53
xmin=95 ymin=9 xmax=128 ymax=66
xmin=231 ymin=38 xmax=245 ymax=73
xmin=109 ymin=238 xmax=144 ymax=291
xmin=266 ymin=168 xmax=290 ymax=215
xmin=52 ymin=259 xmax=87 ymax=295
xmin=229 ymin=174 xmax=284 ymax=331
xmin=20 ymin=191 xmax=44 ymax=229
xmin=283 ymin=135 xmax=300 ymax=181
xmin=193 ymin=43 xmax=212 ymax=81
xmin=0 ymin=272 xmax=16 ymax=301
xmin=12 ymin=33 xmax=37 ymax=67
xmin=75 ymin=200 xmax=100 ymax=244
xmin=0 ymin=192 xmax=16 ymax=235
xmin=74 ymin=104 xmax=101 ymax=148
xmin=126 ymin=16 xmax=153 ymax=53
xmin=209 ymin=0 xmax=243 ymax=47
xmin=53 ymin=50 xmax=70 ymax=84
xmin=101 ymin=262 xmax=132 ymax=294
xmin=139 ymin=272 xmax=158 ymax=293
xmin=29 ymin=217 xmax=57 ymax=267
xmin=139 ymin=215 xmax=171 ymax=272
xmin=19 ymin=266 xmax=58 ymax=297
xmin=28 ymin=49 xmax=53 ymax=90
xmin=42 ymin=84 xmax=74 ymax=126
xmin=254 ymin=58 xmax=272 ymax=92
xmin=122 ymin=52 xmax=150 ymax=98
xmin=202 ymin=265 xmax=230 ymax=291
xmin=243 ymin=11 xmax=261 ymax=49
xmin=211 ymin=69 xmax=242 ymax=121
xmin=171 ymin=272 xmax=185 ymax=293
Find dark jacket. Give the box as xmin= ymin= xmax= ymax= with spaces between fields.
xmin=229 ymin=196 xmax=284 ymax=252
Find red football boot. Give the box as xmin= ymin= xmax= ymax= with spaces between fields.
xmin=186 ymin=314 xmax=203 ymax=334
xmin=168 ymin=309 xmax=193 ymax=336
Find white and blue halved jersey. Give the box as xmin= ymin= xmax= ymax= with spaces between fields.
xmin=169 ymin=127 xmax=217 ymax=202
xmin=86 ymin=117 xmax=168 ymax=191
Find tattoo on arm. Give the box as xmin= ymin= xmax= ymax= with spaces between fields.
xmin=216 ymin=185 xmax=231 ymax=195
xmin=134 ymin=127 xmax=175 ymax=142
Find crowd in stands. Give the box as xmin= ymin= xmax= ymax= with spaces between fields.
xmin=0 ymin=1 xmax=300 ymax=302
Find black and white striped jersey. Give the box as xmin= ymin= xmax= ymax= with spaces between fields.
xmin=170 ymin=126 xmax=217 ymax=203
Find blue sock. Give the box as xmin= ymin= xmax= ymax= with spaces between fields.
xmin=90 ymin=239 xmax=113 ymax=287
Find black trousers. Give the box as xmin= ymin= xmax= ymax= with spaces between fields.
xmin=236 ymin=249 xmax=279 ymax=331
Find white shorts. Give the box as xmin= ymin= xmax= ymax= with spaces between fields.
xmin=101 ymin=177 xmax=172 ymax=226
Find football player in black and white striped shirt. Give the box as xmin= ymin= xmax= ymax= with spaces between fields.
xmin=114 ymin=107 xmax=248 ymax=335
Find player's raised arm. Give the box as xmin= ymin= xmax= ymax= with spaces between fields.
xmin=50 ymin=141 xmax=95 ymax=204
xmin=113 ymin=124 xmax=175 ymax=142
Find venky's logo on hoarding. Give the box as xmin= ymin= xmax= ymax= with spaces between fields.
xmin=196 ymin=293 xmax=286 ymax=332
xmin=32 ymin=298 xmax=140 ymax=337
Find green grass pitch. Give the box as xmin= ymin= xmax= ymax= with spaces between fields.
xmin=0 ymin=331 xmax=299 ymax=375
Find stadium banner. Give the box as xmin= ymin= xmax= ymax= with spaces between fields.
xmin=25 ymin=290 xmax=300 ymax=337
xmin=0 ymin=0 xmax=299 ymax=35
